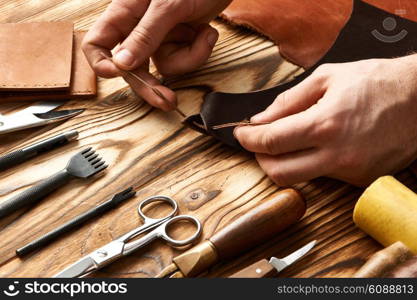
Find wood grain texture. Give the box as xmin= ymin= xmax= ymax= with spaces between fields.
xmin=0 ymin=0 xmax=416 ymax=278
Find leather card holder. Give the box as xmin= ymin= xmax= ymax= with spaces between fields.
xmin=0 ymin=22 xmax=97 ymax=101
xmin=0 ymin=22 xmax=74 ymax=91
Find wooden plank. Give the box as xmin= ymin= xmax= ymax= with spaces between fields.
xmin=0 ymin=0 xmax=416 ymax=278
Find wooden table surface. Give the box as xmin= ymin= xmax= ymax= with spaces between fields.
xmin=0 ymin=0 xmax=416 ymax=278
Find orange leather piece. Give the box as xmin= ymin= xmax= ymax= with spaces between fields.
xmin=0 ymin=22 xmax=73 ymax=91
xmin=0 ymin=30 xmax=97 ymax=101
xmin=221 ymin=0 xmax=417 ymax=68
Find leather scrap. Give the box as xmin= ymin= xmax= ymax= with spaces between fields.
xmin=184 ymin=0 xmax=417 ymax=149
xmin=221 ymin=0 xmax=417 ymax=68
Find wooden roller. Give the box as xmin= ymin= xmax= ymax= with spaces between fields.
xmin=353 ymin=176 xmax=417 ymax=254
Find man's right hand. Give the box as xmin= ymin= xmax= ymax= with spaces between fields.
xmin=82 ymin=0 xmax=232 ymax=111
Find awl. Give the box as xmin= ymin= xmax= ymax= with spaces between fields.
xmin=229 ymin=240 xmax=316 ymax=278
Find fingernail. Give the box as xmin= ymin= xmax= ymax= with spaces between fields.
xmin=233 ymin=126 xmax=240 ymax=138
xmin=114 ymin=49 xmax=136 ymax=68
xmin=207 ymin=31 xmax=218 ymax=48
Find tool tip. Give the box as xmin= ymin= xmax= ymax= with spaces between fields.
xmin=64 ymin=130 xmax=79 ymax=142
xmin=15 ymin=247 xmax=26 ymax=257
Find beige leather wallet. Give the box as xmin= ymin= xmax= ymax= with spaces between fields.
xmin=0 ymin=22 xmax=96 ymax=101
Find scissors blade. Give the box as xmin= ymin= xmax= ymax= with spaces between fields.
xmin=269 ymin=240 xmax=316 ymax=273
xmin=54 ymin=256 xmax=97 ymax=278
xmin=55 ymin=240 xmax=126 ymax=278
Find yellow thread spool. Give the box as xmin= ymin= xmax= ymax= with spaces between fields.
xmin=353 ymin=176 xmax=417 ymax=254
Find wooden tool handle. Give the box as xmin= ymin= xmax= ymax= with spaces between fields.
xmin=229 ymin=259 xmax=276 ymax=278
xmin=353 ymin=241 xmax=414 ymax=278
xmin=210 ymin=188 xmax=306 ymax=260
xmin=387 ymin=256 xmax=417 ymax=278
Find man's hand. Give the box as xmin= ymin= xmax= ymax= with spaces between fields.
xmin=82 ymin=0 xmax=231 ymax=111
xmin=235 ymin=55 xmax=417 ymax=186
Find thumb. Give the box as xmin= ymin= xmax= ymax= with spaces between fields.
xmin=113 ymin=0 xmax=187 ymax=70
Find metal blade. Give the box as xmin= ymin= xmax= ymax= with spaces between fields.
xmin=34 ymin=109 xmax=84 ymax=121
xmin=0 ymin=101 xmax=64 ymax=119
xmin=54 ymin=256 xmax=97 ymax=278
xmin=0 ymin=109 xmax=84 ymax=135
xmin=20 ymin=101 xmax=66 ymax=115
xmin=269 ymin=240 xmax=316 ymax=273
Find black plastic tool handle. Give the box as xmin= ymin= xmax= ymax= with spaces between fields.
xmin=16 ymin=187 xmax=136 ymax=256
xmin=0 ymin=149 xmax=29 ymax=171
xmin=0 ymin=170 xmax=72 ymax=218
xmin=0 ymin=130 xmax=78 ymax=172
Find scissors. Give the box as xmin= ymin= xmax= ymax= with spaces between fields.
xmin=0 ymin=101 xmax=84 ymax=135
xmin=54 ymin=196 xmax=202 ymax=278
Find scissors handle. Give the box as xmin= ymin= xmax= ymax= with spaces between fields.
xmin=136 ymin=196 xmax=201 ymax=247
xmin=122 ymin=215 xmax=202 ymax=255
xmin=137 ymin=195 xmax=178 ymax=222
xmin=157 ymin=215 xmax=202 ymax=246
xmin=117 ymin=195 xmax=178 ymax=243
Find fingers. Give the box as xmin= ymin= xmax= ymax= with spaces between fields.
xmin=82 ymin=0 xmax=150 ymax=77
xmin=256 ymin=148 xmax=329 ymax=186
xmin=153 ymin=24 xmax=219 ymax=76
xmin=122 ymin=63 xmax=177 ymax=111
xmin=251 ymin=70 xmax=328 ymax=123
xmin=163 ymin=23 xmax=196 ymax=44
xmin=234 ymin=107 xmax=319 ymax=155
xmin=113 ymin=0 xmax=189 ymax=70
